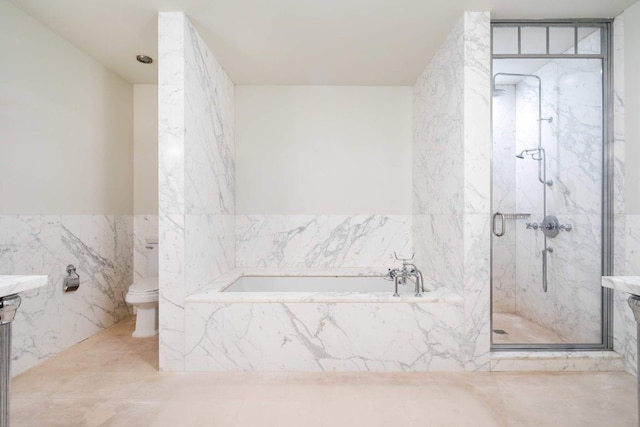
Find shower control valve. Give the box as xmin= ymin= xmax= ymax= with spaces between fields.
xmin=560 ymin=224 xmax=573 ymax=232
xmin=526 ymin=222 xmax=539 ymax=230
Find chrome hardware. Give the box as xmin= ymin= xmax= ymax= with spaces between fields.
xmin=0 ymin=294 xmax=21 ymax=426
xmin=501 ymin=213 xmax=531 ymax=220
xmin=626 ymin=295 xmax=640 ymax=426
xmin=492 ymin=212 xmax=505 ymax=237
xmin=541 ymin=215 xmax=560 ymax=238
xmin=526 ymin=216 xmax=572 ymax=237
xmin=541 ymin=246 xmax=553 ymax=293
xmin=0 ymin=294 xmax=22 ymax=426
xmin=0 ymin=295 xmax=21 ymax=325
xmin=393 ymin=252 xmax=414 ymax=262
xmin=387 ymin=257 xmax=426 ymax=297
xmin=145 ymin=246 xmax=154 ymax=250
xmin=63 ymin=264 xmax=80 ymax=293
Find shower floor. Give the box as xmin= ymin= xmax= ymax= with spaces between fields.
xmin=492 ymin=312 xmax=566 ymax=344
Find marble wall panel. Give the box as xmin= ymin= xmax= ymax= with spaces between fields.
xmin=158 ymin=12 xmax=235 ymax=371
xmin=185 ymin=300 xmax=465 ymax=372
xmin=0 ymin=215 xmax=132 ymax=375
xmin=133 ymin=215 xmax=158 ymax=280
xmin=236 ymin=215 xmax=411 ymax=269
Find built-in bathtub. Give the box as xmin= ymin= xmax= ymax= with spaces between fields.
xmin=223 ymin=275 xmax=393 ymax=293
xmin=184 ymin=269 xmax=465 ymax=372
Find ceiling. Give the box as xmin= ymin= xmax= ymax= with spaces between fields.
xmin=8 ymin=0 xmax=637 ymax=86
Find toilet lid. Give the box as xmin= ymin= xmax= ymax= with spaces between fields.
xmin=130 ymin=277 xmax=159 ymax=294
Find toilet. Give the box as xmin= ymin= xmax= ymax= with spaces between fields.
xmin=125 ymin=238 xmax=159 ymax=338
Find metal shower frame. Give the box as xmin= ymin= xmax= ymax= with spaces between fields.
xmin=490 ymin=19 xmax=614 ymax=351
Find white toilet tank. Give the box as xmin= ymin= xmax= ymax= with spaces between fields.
xmin=145 ymin=238 xmax=159 ymax=278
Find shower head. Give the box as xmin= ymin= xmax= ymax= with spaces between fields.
xmin=515 ymin=150 xmax=526 ymax=159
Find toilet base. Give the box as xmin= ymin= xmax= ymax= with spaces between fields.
xmin=131 ymin=302 xmax=158 ymax=338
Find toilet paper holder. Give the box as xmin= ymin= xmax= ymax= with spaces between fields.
xmin=64 ymin=264 xmax=80 ymax=292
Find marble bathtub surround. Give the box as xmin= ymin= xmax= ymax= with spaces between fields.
xmin=185 ymin=267 xmax=453 ymax=303
xmin=158 ymin=12 xmax=235 ymax=371
xmin=181 ymin=269 xmax=464 ymax=372
xmin=160 ymin=11 xmax=493 ymax=373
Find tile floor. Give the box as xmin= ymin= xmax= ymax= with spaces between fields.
xmin=10 ymin=316 xmax=637 ymax=426
xmin=492 ymin=312 xmax=566 ymax=344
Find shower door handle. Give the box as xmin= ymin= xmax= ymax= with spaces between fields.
xmin=492 ymin=212 xmax=505 ymax=237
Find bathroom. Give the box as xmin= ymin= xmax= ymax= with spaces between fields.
xmin=1 ymin=0 xmax=640 ymax=425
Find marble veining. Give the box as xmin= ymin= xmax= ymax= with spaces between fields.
xmin=185 ymin=299 xmax=465 ymax=372
xmin=236 ymin=215 xmax=411 ymax=268
xmin=0 ymin=275 xmax=48 ymax=298
xmin=413 ymin=12 xmax=491 ymax=371
xmin=489 ymin=28 xmax=605 ymax=344
xmin=0 ymin=215 xmax=132 ymax=376
xmin=133 ymin=214 xmax=158 ymax=281
xmin=158 ymin=12 xmax=235 ymax=371
xmin=490 ymin=351 xmax=625 ymax=372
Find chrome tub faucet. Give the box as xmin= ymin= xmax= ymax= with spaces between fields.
xmin=387 ymin=253 xmax=426 ymax=297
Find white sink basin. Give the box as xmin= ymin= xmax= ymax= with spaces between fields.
xmin=0 ymin=275 xmax=48 ymax=298
xmin=602 ymin=276 xmax=640 ymax=296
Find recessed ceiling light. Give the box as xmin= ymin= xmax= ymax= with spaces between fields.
xmin=136 ymin=55 xmax=153 ymax=64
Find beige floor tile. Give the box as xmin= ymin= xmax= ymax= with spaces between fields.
xmin=9 ymin=316 xmax=638 ymax=427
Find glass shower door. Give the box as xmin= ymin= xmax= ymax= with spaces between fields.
xmin=490 ymin=22 xmax=611 ymax=348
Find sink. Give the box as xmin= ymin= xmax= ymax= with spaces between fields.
xmin=0 ymin=275 xmax=48 ymax=426
xmin=0 ymin=275 xmax=48 ymax=298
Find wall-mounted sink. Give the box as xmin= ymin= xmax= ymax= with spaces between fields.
xmin=602 ymin=276 xmax=640 ymax=427
xmin=0 ymin=275 xmax=48 ymax=427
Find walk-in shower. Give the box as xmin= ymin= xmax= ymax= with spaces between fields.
xmin=490 ymin=21 xmax=612 ymax=349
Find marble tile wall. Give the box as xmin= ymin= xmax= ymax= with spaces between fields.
xmin=413 ymin=12 xmax=491 ymax=371
xmin=158 ymin=12 xmax=235 ymax=371
xmin=0 ymin=215 xmax=132 ymax=376
xmin=236 ymin=215 xmax=411 ymax=268
xmin=500 ymin=30 xmax=604 ymax=343
xmin=133 ymin=215 xmax=158 ymax=280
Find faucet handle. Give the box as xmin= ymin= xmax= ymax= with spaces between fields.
xmin=394 ymin=252 xmax=415 ymax=262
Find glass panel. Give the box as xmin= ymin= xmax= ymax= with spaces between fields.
xmin=578 ymin=27 xmax=601 ymax=54
xmin=520 ymin=26 xmax=547 ymax=54
xmin=549 ymin=27 xmax=576 ymax=54
xmin=493 ymin=27 xmax=519 ymax=54
xmin=491 ymin=57 xmax=604 ymax=345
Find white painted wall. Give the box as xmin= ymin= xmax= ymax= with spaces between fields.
xmin=0 ymin=0 xmax=133 ymax=215
xmin=134 ymin=85 xmax=158 ymax=215
xmin=235 ymin=86 xmax=412 ymax=214
xmin=626 ymin=1 xmax=640 ymax=213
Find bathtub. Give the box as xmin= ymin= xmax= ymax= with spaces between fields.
xmin=184 ymin=269 xmax=465 ymax=372
xmin=223 ymin=275 xmax=395 ymax=293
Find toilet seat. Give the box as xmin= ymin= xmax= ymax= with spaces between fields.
xmin=126 ymin=277 xmax=159 ymax=305
xmin=128 ymin=277 xmax=158 ymax=294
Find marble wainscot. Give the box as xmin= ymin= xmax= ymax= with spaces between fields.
xmin=184 ymin=268 xmax=466 ymax=372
